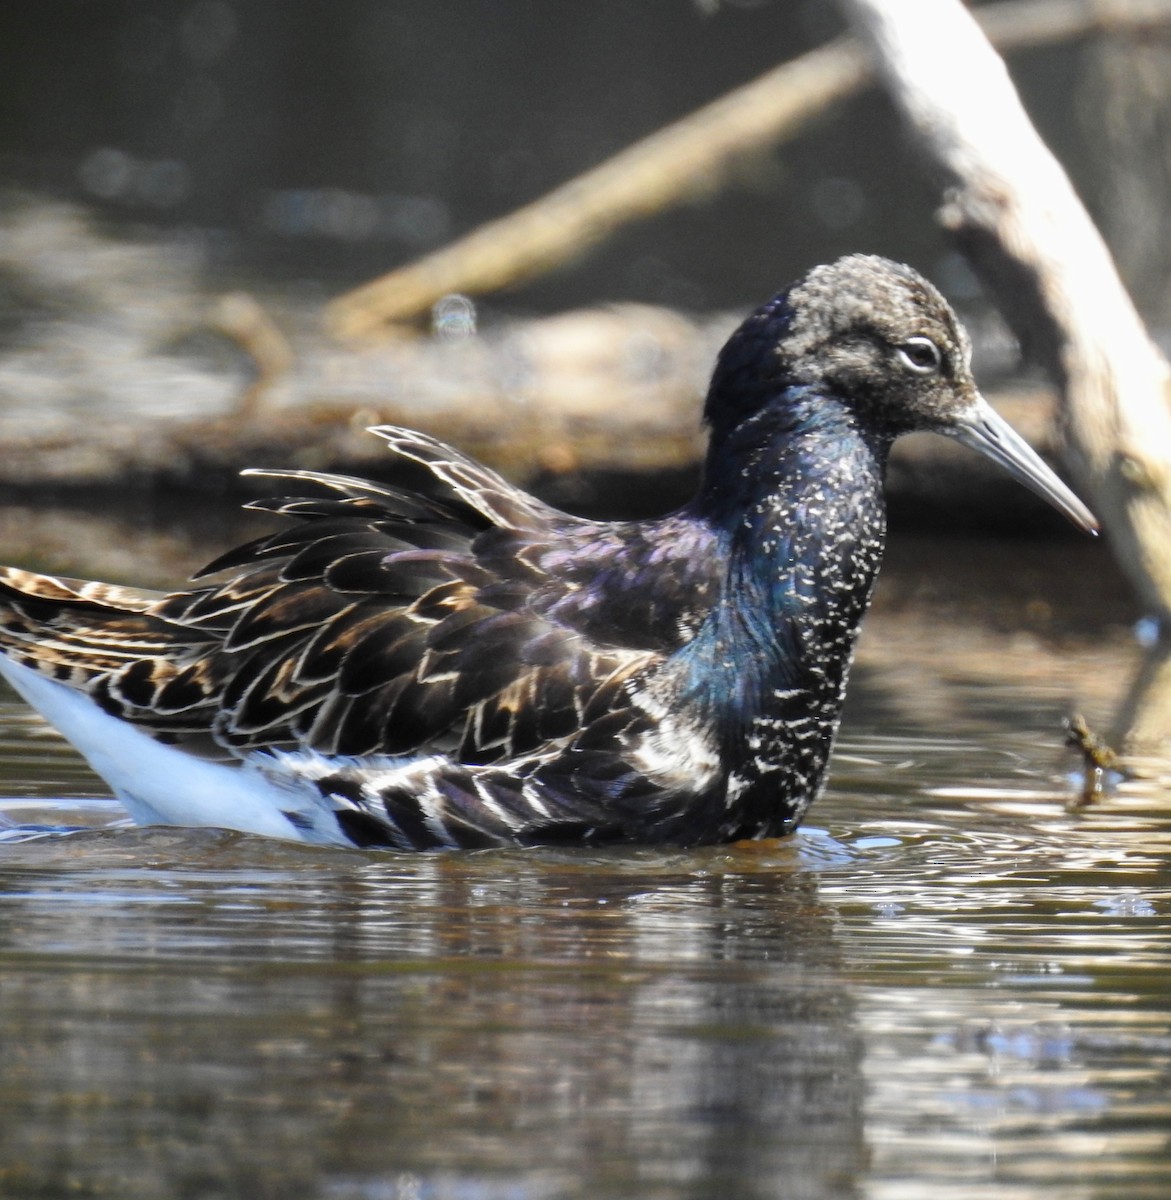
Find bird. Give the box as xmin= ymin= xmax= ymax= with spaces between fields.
xmin=0 ymin=255 xmax=1097 ymax=851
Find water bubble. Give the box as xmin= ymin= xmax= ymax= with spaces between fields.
xmin=1092 ymin=892 xmax=1157 ymax=918
xmin=1133 ymin=614 xmax=1163 ymax=648
xmin=432 ymin=294 xmax=477 ymax=339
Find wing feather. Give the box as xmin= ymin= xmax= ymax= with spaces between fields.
xmin=0 ymin=427 xmax=722 ymax=818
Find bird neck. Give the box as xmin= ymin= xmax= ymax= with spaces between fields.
xmin=701 ymin=385 xmax=891 ymax=665
xmin=673 ymin=385 xmax=892 ymax=832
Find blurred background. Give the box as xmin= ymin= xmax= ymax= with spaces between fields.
xmin=0 ymin=1 xmax=1168 ymax=516
xmin=0 ymin=2 xmax=1158 ymax=645
xmin=1 ymin=1 xmax=1166 ymax=535
xmin=6 ymin=0 xmax=1159 ymax=311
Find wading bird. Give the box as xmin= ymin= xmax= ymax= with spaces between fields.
xmin=0 ymin=256 xmax=1096 ymax=849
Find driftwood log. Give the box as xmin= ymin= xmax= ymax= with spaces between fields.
xmin=839 ymin=0 xmax=1171 ymax=752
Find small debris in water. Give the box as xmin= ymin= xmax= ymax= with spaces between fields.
xmin=1063 ymin=713 xmax=1122 ymax=808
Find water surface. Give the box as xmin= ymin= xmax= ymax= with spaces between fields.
xmin=0 ymin=528 xmax=1167 ymax=1200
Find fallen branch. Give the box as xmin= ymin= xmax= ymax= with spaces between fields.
xmin=838 ymin=0 xmax=1171 ymax=750
xmin=326 ymin=0 xmax=1171 ymax=337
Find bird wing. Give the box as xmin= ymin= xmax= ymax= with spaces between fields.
xmin=0 ymin=428 xmax=681 ymax=768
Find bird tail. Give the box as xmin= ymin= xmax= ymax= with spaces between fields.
xmin=0 ymin=565 xmax=178 ymax=688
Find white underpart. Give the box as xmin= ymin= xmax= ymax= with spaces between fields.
xmin=629 ymin=679 xmax=720 ymax=791
xmin=0 ymin=656 xmax=353 ymax=845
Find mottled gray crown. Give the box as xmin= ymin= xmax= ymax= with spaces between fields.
xmin=789 ymin=254 xmax=967 ymax=359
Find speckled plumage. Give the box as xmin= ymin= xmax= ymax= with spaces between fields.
xmin=0 ymin=256 xmax=1096 ymax=850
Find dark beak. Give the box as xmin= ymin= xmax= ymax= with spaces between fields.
xmin=945 ymin=398 xmax=1099 ymax=534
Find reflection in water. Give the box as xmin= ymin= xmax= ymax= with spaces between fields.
xmin=0 ymin=728 xmax=1168 ymax=1198
xmin=0 ymin=526 xmax=1168 ymax=1198
xmin=0 ymin=834 xmax=866 ymax=1199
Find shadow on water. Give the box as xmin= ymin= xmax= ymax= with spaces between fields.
xmin=0 ymin=510 xmax=1168 ymax=1199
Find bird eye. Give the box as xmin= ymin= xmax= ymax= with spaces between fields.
xmin=896 ymin=336 xmax=942 ymax=375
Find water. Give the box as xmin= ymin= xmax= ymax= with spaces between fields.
xmin=0 ymin=527 xmax=1168 ymax=1199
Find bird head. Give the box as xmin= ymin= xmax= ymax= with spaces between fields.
xmin=705 ymin=255 xmax=1097 ymax=533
